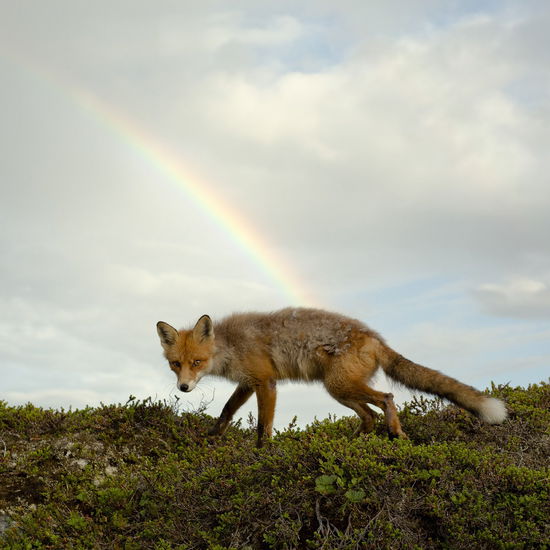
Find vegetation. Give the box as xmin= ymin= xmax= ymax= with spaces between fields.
xmin=0 ymin=382 xmax=548 ymax=549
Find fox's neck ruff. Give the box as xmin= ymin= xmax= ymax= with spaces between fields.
xmin=209 ymin=340 xmax=235 ymax=379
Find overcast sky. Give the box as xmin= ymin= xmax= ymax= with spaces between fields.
xmin=1 ymin=1 xmax=548 ymax=429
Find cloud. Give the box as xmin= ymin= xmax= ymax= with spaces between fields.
xmin=205 ymin=14 xmax=304 ymax=49
xmin=183 ymin=10 xmax=549 ymax=294
xmin=475 ymin=278 xmax=550 ymax=318
xmin=1 ymin=1 xmax=549 ymax=419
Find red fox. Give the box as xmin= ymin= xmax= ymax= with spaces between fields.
xmin=156 ymin=307 xmax=507 ymax=446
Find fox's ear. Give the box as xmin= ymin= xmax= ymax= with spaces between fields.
xmin=193 ymin=314 xmax=214 ymax=342
xmin=157 ymin=321 xmax=179 ymax=350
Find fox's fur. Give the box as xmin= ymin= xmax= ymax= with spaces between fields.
xmin=157 ymin=307 xmax=507 ymax=446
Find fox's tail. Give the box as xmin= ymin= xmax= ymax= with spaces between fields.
xmin=377 ymin=343 xmax=507 ymax=424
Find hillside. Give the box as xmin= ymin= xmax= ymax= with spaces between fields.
xmin=0 ymin=382 xmax=548 ymax=549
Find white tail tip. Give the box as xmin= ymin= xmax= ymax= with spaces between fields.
xmin=478 ymin=397 xmax=508 ymax=424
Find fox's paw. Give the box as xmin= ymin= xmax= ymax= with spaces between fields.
xmin=389 ymin=429 xmax=408 ymax=440
xmin=207 ymin=424 xmax=223 ymax=437
xmin=354 ymin=422 xmax=375 ymax=437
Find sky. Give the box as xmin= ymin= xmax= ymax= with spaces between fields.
xmin=1 ymin=0 xmax=548 ymax=429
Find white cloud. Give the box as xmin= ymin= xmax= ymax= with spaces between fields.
xmin=205 ymin=14 xmax=303 ymax=49
xmin=179 ymin=10 xmax=549 ymax=297
xmin=198 ymin=14 xmax=537 ymax=193
xmin=1 ymin=1 xmax=549 ymax=418
xmin=475 ymin=278 xmax=550 ymax=318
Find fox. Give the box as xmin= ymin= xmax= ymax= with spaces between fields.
xmin=156 ymin=307 xmax=507 ymax=447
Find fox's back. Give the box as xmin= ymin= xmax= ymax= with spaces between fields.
xmin=214 ymin=307 xmax=382 ymax=380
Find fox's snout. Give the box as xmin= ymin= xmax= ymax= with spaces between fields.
xmin=177 ymin=379 xmax=198 ymax=392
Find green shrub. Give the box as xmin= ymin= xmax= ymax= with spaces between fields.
xmin=0 ymin=383 xmax=548 ymax=549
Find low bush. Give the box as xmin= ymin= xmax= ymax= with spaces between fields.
xmin=0 ymin=383 xmax=548 ymax=549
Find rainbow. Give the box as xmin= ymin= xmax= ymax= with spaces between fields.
xmin=3 ymin=52 xmax=318 ymax=307
xmin=76 ymin=90 xmax=318 ymax=307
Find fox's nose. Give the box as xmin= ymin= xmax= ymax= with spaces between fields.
xmin=179 ymin=383 xmax=189 ymax=392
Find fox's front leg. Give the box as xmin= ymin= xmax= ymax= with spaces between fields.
xmin=255 ymin=378 xmax=277 ymax=448
xmin=208 ymin=384 xmax=254 ymax=437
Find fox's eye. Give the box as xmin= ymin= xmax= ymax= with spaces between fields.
xmin=171 ymin=361 xmax=181 ymax=369
xmin=192 ymin=359 xmax=201 ymax=367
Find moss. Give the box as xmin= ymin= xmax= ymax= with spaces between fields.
xmin=0 ymin=383 xmax=549 ymax=549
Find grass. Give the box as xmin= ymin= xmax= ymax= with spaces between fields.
xmin=0 ymin=382 xmax=548 ymax=549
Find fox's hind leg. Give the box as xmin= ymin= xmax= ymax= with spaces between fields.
xmin=208 ymin=384 xmax=254 ymax=437
xmin=374 ymin=390 xmax=407 ymax=439
xmin=327 ymin=382 xmax=407 ymax=439
xmin=360 ymin=387 xmax=407 ymax=439
xmin=355 ymin=403 xmax=378 ymax=434
xmin=326 ymin=391 xmax=377 ymax=434
xmin=324 ymin=359 xmax=407 ymax=439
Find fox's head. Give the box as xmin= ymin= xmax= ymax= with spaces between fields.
xmin=156 ymin=315 xmax=215 ymax=393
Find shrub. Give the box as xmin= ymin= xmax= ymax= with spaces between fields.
xmin=0 ymin=382 xmax=548 ymax=549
